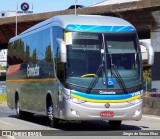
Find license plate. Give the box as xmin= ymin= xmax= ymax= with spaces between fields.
xmin=100 ymin=112 xmax=114 ymax=117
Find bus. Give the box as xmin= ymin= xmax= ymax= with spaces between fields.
xmin=6 ymin=15 xmax=154 ymax=128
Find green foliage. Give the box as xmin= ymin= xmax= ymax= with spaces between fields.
xmin=0 ymin=65 xmax=6 ymax=70
xmin=31 ymin=48 xmax=37 ymax=61
xmin=0 ymin=94 xmax=7 ymax=104
xmin=45 ymin=45 xmax=52 ymax=63
xmin=25 ymin=45 xmax=30 ymax=62
xmin=143 ymin=68 xmax=152 ymax=82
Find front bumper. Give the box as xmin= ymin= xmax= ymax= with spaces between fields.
xmin=59 ymin=99 xmax=142 ymax=121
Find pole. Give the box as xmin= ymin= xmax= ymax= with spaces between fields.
xmin=75 ymin=0 xmax=77 ymax=15
xmin=146 ymin=80 xmax=148 ymax=97
xmin=16 ymin=11 xmax=17 ymax=36
xmin=15 ymin=1 xmax=33 ymax=36
xmin=16 ymin=3 xmax=18 ymax=36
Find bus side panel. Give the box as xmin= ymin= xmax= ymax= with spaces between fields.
xmin=6 ymin=64 xmax=25 ymax=109
xmin=6 ymin=82 xmax=15 ymax=109
xmin=7 ymin=40 xmax=24 ymax=109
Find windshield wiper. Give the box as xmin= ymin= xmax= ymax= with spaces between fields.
xmin=111 ymin=65 xmax=128 ymax=94
xmin=86 ymin=64 xmax=103 ymax=94
xmin=109 ymin=53 xmax=128 ymax=94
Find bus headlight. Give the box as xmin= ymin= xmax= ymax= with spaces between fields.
xmin=129 ymin=98 xmax=142 ymax=104
xmin=70 ymin=97 xmax=85 ymax=104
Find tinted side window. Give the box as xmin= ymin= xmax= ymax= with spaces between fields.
xmin=43 ymin=28 xmax=52 ymax=63
xmin=27 ymin=33 xmax=37 ymax=62
xmin=8 ymin=28 xmax=55 ymax=78
xmin=52 ymin=26 xmax=63 ymax=57
xmin=52 ymin=26 xmax=64 ymax=82
xmin=21 ymin=35 xmax=33 ymax=63
xmin=8 ymin=39 xmax=24 ymax=65
xmin=8 ymin=42 xmax=14 ymax=65
xmin=35 ymin=31 xmax=43 ymax=61
xmin=40 ymin=28 xmax=54 ymax=78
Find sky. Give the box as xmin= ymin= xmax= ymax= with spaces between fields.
xmin=0 ymin=0 xmax=105 ymax=14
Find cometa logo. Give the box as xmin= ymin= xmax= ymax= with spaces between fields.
xmin=99 ymin=91 xmax=116 ymax=94
xmin=27 ymin=64 xmax=40 ymax=77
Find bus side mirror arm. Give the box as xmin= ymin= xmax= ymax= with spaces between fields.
xmin=56 ymin=39 xmax=67 ymax=63
xmin=139 ymin=41 xmax=154 ymax=65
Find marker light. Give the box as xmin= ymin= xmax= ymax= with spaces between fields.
xmin=71 ymin=109 xmax=80 ymax=117
xmin=70 ymin=97 xmax=85 ymax=104
xmin=129 ymin=98 xmax=142 ymax=104
xmin=135 ymin=109 xmax=141 ymax=116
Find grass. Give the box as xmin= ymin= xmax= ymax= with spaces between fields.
xmin=0 ymin=94 xmax=7 ymax=104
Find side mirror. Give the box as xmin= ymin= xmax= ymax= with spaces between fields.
xmin=139 ymin=41 xmax=154 ymax=65
xmin=56 ymin=39 xmax=67 ymax=63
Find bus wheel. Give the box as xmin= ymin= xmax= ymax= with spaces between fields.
xmin=109 ymin=120 xmax=122 ymax=128
xmin=15 ymin=96 xmax=25 ymax=119
xmin=47 ymin=105 xmax=59 ymax=128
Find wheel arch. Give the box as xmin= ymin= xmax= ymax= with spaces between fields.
xmin=15 ymin=91 xmax=19 ymax=108
xmin=46 ymin=91 xmax=53 ymax=115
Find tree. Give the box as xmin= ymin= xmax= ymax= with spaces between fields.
xmin=31 ymin=48 xmax=37 ymax=61
xmin=25 ymin=45 xmax=30 ymax=62
xmin=143 ymin=68 xmax=152 ymax=82
xmin=143 ymin=68 xmax=152 ymax=92
xmin=45 ymin=45 xmax=52 ymax=63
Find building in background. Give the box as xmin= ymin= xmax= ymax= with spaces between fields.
xmin=140 ymin=39 xmax=150 ymax=61
xmin=0 ymin=49 xmax=7 ymax=77
xmin=0 ymin=49 xmax=7 ymax=67
xmin=91 ymin=0 xmax=140 ymax=7
xmin=0 ymin=11 xmax=17 ymax=18
xmin=0 ymin=49 xmax=7 ymax=94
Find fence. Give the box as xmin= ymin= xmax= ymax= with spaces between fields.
xmin=143 ymin=80 xmax=152 ymax=92
xmin=143 ymin=80 xmax=160 ymax=97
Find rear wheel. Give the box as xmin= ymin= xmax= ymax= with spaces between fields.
xmin=47 ymin=104 xmax=59 ymax=128
xmin=109 ymin=120 xmax=122 ymax=128
xmin=15 ymin=96 xmax=25 ymax=119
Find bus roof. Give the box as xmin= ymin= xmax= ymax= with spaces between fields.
xmin=10 ymin=15 xmax=135 ymax=41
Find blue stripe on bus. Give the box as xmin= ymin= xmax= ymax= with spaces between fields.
xmin=66 ymin=25 xmax=136 ymax=33
xmin=70 ymin=90 xmax=141 ymax=100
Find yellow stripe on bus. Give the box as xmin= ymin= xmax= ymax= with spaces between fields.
xmin=71 ymin=94 xmax=141 ymax=103
xmin=6 ymin=78 xmax=57 ymax=82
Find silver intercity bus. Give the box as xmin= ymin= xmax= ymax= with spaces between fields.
xmin=7 ymin=15 xmax=154 ymax=128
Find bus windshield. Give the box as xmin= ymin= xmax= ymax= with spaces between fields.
xmin=66 ymin=32 xmax=142 ymax=93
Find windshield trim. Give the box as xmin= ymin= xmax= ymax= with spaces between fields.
xmin=66 ymin=82 xmax=143 ymax=94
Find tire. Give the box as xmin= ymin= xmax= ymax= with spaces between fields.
xmin=47 ymin=105 xmax=59 ymax=128
xmin=15 ymin=96 xmax=25 ymax=119
xmin=109 ymin=120 xmax=122 ymax=128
